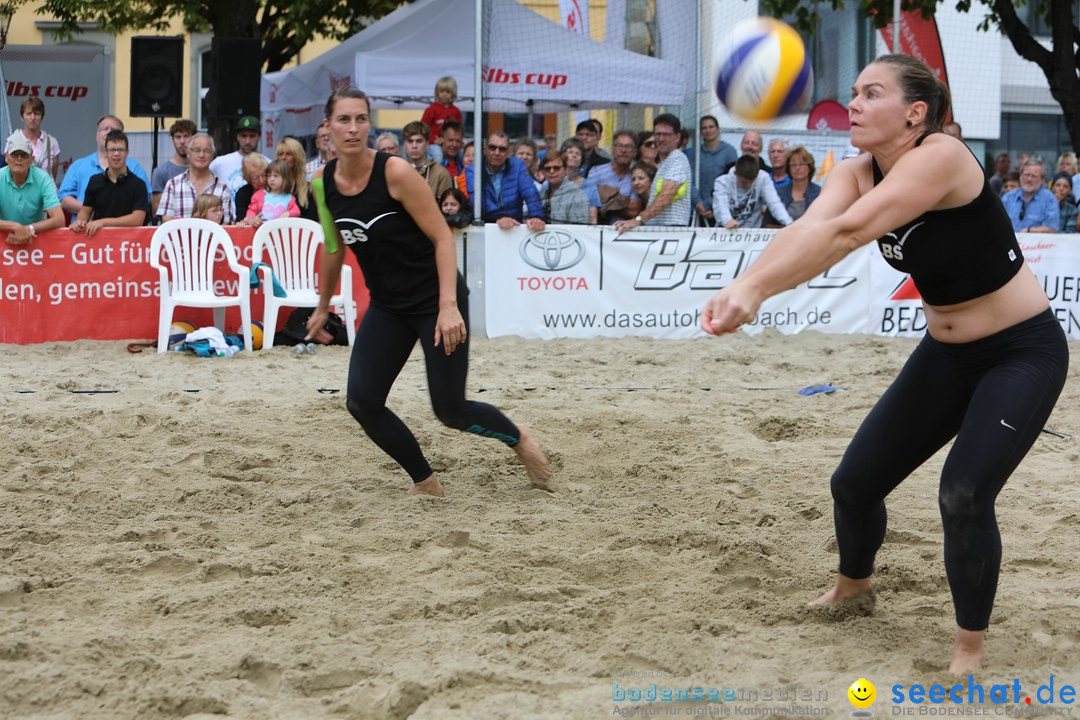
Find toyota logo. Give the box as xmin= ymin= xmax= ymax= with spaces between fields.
xmin=520 ymin=231 xmax=585 ymax=271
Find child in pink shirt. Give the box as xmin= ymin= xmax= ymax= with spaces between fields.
xmin=247 ymin=160 xmax=300 ymax=221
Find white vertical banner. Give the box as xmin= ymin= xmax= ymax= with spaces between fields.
xmin=559 ymin=0 xmax=590 ymax=36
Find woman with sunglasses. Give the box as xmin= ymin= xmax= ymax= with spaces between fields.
xmin=636 ymin=132 xmax=658 ymax=165
xmin=538 ymin=150 xmax=589 ymax=224
xmin=307 ymin=87 xmax=550 ymax=498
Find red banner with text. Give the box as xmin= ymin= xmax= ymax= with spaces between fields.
xmin=0 ymin=227 xmax=368 ymax=345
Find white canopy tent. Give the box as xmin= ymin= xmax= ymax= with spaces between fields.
xmin=260 ymin=0 xmax=690 ymax=145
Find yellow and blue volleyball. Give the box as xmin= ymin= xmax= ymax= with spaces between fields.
xmin=715 ymin=17 xmax=813 ymax=122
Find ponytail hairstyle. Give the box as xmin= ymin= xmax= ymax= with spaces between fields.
xmin=324 ymin=86 xmax=371 ymax=121
xmin=872 ymin=54 xmax=951 ymax=133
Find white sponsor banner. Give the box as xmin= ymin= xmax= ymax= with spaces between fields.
xmin=483 ymin=225 xmax=1080 ymax=341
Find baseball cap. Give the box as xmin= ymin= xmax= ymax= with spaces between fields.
xmin=4 ymin=131 xmax=32 ymax=155
xmin=238 ymin=116 xmax=261 ymax=132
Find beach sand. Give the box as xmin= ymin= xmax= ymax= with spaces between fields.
xmin=2 ymin=332 xmax=1078 ymax=719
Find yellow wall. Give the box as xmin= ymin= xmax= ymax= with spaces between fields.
xmin=8 ymin=0 xmax=618 ymax=142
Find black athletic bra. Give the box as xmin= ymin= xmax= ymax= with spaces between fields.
xmin=872 ymin=133 xmax=1024 ymax=306
xmin=324 ymin=154 xmax=441 ymax=314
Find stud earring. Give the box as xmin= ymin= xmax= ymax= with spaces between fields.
xmin=905 ymin=120 xmax=913 ymax=127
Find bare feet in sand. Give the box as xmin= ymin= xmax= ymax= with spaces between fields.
xmin=407 ymin=475 xmax=445 ymax=498
xmin=809 ymin=574 xmax=872 ymax=606
xmin=950 ymin=628 xmax=984 ymax=675
xmin=514 ymin=424 xmax=551 ymax=490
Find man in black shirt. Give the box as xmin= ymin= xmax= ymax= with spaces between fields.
xmin=70 ymin=130 xmax=149 ymax=236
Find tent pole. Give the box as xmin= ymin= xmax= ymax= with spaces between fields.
xmin=473 ymin=0 xmax=484 ymax=223
xmin=694 ymin=0 xmax=702 ymax=226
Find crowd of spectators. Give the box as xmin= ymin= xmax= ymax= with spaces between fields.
xmin=5 ymin=89 xmax=1080 ymax=244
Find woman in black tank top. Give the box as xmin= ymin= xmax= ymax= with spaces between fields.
xmin=701 ymin=56 xmax=1066 ymax=674
xmin=304 ymin=87 xmax=550 ymax=497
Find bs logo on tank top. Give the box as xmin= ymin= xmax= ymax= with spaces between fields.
xmin=336 ymin=213 xmax=398 ymax=244
xmin=879 ymin=221 xmax=925 ymax=262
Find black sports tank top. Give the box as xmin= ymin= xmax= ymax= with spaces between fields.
xmin=324 ymin=154 xmax=440 ymax=314
xmin=872 ymin=133 xmax=1024 ymax=306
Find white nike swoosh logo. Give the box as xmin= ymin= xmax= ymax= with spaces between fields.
xmin=1001 ymin=419 xmax=1017 ymax=431
xmin=884 ymin=221 xmax=926 ymax=246
xmin=355 ymin=212 xmax=397 ymax=230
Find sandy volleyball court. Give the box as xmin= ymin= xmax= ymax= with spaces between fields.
xmin=1 ymin=332 xmax=1078 ymax=719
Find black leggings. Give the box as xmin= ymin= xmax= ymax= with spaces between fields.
xmin=830 ymin=309 xmax=1068 ymax=630
xmin=345 ymin=291 xmax=520 ymax=483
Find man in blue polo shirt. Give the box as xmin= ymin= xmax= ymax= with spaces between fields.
xmin=0 ymin=132 xmax=65 ymax=245
xmin=1001 ymin=159 xmax=1059 ymax=234
xmin=57 ymin=114 xmax=152 ymax=216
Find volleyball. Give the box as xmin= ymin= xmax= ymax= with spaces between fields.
xmin=715 ymin=17 xmax=813 ymax=122
xmin=250 ymin=321 xmax=264 ymax=351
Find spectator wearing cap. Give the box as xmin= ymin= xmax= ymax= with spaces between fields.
xmin=57 ymin=114 xmax=152 ymax=216
xmin=575 ymin=119 xmax=610 ymax=178
xmin=209 ymin=115 xmax=270 ymax=203
xmin=151 ymin=118 xmax=197 ymax=217
xmin=69 ymin=130 xmax=149 ymax=236
xmin=0 ymin=132 xmax=64 ymax=245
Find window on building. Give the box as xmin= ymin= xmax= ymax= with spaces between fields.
xmin=988 ymin=112 xmax=1073 ymax=173
xmin=772 ymin=5 xmax=876 ymax=108
xmin=1022 ymin=1 xmax=1080 ymax=37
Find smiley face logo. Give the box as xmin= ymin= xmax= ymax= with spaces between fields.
xmin=848 ymin=678 xmax=876 ymax=709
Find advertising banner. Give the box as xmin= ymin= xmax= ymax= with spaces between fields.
xmin=1 ymin=227 xmax=367 ymax=345
xmin=483 ymin=225 xmax=1080 ymax=342
xmin=484 ymin=225 xmax=874 ymax=340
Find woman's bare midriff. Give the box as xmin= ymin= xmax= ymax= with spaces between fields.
xmin=924 ymin=265 xmax=1051 ymax=343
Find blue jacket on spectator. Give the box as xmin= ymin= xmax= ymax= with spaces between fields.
xmin=458 ymin=155 xmax=543 ymax=223
xmin=1001 ymin=187 xmax=1060 ymax=233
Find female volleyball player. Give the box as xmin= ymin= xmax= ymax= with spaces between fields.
xmin=701 ymin=55 xmax=1067 ymax=674
xmin=305 ymin=86 xmax=550 ymax=497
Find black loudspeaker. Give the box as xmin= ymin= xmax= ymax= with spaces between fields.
xmin=130 ymin=36 xmax=184 ymax=117
xmin=208 ymin=37 xmax=262 ymax=121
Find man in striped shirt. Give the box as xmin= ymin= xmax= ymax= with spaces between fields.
xmin=160 ymin=133 xmax=235 ymax=223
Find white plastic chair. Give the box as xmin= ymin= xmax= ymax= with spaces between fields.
xmin=251 ymin=217 xmax=356 ymax=349
xmin=149 ymin=218 xmax=253 ymax=354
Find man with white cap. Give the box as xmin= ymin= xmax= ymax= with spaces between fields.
xmin=0 ymin=132 xmax=64 ymax=245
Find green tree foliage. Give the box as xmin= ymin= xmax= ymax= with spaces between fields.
xmin=761 ymin=0 xmax=1080 ymax=149
xmin=37 ymin=0 xmax=409 ymax=72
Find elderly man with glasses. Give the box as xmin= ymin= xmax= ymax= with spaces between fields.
xmin=159 ymin=133 xmax=235 ymax=223
xmin=1001 ymin=159 xmax=1059 ymax=234
xmin=456 ymin=131 xmax=545 ymax=231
